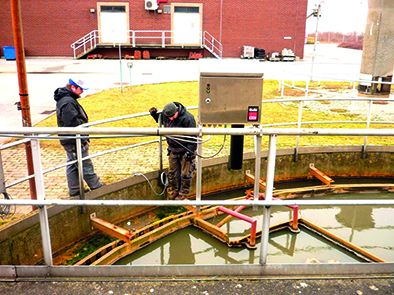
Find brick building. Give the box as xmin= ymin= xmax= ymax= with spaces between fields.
xmin=0 ymin=0 xmax=308 ymax=59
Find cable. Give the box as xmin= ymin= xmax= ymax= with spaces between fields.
xmin=0 ymin=192 xmax=15 ymax=219
xmin=133 ymin=171 xmax=168 ymax=196
xmin=166 ymin=134 xmax=227 ymax=159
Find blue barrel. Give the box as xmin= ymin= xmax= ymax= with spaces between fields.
xmin=3 ymin=46 xmax=16 ymax=60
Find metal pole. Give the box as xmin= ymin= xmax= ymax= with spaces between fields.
xmin=362 ymin=99 xmax=373 ymax=156
xmin=75 ymin=136 xmax=85 ymax=211
xmin=260 ymin=134 xmax=277 ymax=265
xmin=294 ymin=100 xmax=303 ymax=161
xmin=260 ymin=206 xmax=271 ymax=264
xmin=0 ymin=151 xmax=5 ymax=193
xmin=38 ymin=205 xmax=53 ymax=266
xmin=31 ymin=138 xmax=53 ymax=266
xmin=196 ymin=126 xmax=203 ymax=213
xmin=253 ymin=134 xmax=262 ymax=201
xmin=158 ymin=115 xmax=163 ymax=173
xmin=119 ymin=44 xmax=123 ymax=94
xmin=310 ymin=3 xmax=321 ymax=81
xmin=280 ymin=80 xmax=285 ymax=97
xmin=10 ymin=0 xmax=37 ymax=208
xmin=219 ymin=0 xmax=223 ymax=42
xmin=265 ymin=135 xmax=277 ymax=201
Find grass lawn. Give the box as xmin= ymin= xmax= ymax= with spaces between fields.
xmin=37 ymin=80 xmax=393 ymax=154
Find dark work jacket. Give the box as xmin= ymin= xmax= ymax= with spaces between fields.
xmin=151 ymin=102 xmax=197 ymax=154
xmin=54 ymin=87 xmax=89 ymax=147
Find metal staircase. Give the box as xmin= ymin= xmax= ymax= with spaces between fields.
xmin=202 ymin=31 xmax=223 ymax=59
xmin=70 ymin=30 xmax=222 ymax=59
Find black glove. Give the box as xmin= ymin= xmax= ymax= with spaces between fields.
xmin=149 ymin=107 xmax=157 ymax=115
xmin=185 ymin=151 xmax=195 ymax=161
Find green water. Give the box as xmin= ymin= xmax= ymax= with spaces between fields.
xmin=115 ymin=192 xmax=394 ymax=265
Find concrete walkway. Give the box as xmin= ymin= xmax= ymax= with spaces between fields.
xmin=1 ymin=277 xmax=393 ymax=295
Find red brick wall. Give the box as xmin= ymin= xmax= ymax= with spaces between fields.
xmin=0 ymin=0 xmax=307 ymax=58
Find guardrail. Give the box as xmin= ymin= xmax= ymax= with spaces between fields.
xmin=71 ymin=30 xmax=223 ymax=58
xmin=275 ymin=79 xmax=393 ymax=159
xmin=0 ymin=126 xmax=393 ymax=270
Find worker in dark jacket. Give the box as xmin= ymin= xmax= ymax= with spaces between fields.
xmin=54 ymin=78 xmax=102 ymax=196
xmin=149 ymin=102 xmax=197 ymax=200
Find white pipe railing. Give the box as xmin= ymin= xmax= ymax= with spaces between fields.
xmin=276 ymin=79 xmax=394 ymax=157
xmin=70 ymin=29 xmax=223 ymax=58
xmin=0 ymin=126 xmax=394 ymax=268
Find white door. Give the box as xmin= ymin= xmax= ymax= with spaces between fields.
xmin=99 ymin=5 xmax=129 ymax=44
xmin=173 ymin=6 xmax=201 ymax=45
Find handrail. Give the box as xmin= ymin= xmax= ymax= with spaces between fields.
xmin=70 ymin=29 xmax=223 ymax=59
xmin=203 ymin=31 xmax=223 ymax=58
xmin=1 ymin=127 xmax=393 ymax=136
xmin=1 ymin=126 xmax=394 ymax=268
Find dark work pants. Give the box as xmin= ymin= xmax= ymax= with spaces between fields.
xmin=167 ymin=151 xmax=195 ymax=196
xmin=63 ymin=144 xmax=102 ymax=195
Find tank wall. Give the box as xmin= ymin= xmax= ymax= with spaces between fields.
xmin=0 ymin=146 xmax=393 ymax=265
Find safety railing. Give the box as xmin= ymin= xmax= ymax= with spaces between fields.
xmin=275 ymin=78 xmax=394 ymax=159
xmin=202 ymin=31 xmax=223 ymax=59
xmin=70 ymin=30 xmax=99 ymax=59
xmin=1 ymin=89 xmax=393 ymax=199
xmin=71 ymin=29 xmax=223 ymax=59
xmin=0 ymin=126 xmax=394 ymax=271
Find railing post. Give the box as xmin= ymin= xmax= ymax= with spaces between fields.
xmin=158 ymin=115 xmax=163 ymax=172
xmin=132 ymin=31 xmax=136 ymax=47
xmin=196 ymin=126 xmax=203 ymax=213
xmin=31 ymin=137 xmax=53 ymax=266
xmin=76 ymin=135 xmax=85 ymax=213
xmin=162 ymin=31 xmax=165 ymax=48
xmin=362 ymin=99 xmax=373 ymax=157
xmin=253 ymin=132 xmax=262 ymax=201
xmin=305 ymin=79 xmax=309 ymax=99
xmin=294 ymin=100 xmax=303 ymax=161
xmin=260 ymin=134 xmax=277 ymax=265
xmin=265 ymin=135 xmax=276 ymax=203
xmin=0 ymin=151 xmax=5 ymax=194
xmin=280 ymin=80 xmax=285 ymax=97
xmin=352 ymin=81 xmax=357 ymax=98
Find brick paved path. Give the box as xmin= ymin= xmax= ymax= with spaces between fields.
xmin=1 ymin=141 xmax=162 ymax=216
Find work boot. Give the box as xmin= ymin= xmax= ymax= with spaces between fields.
xmin=166 ymin=188 xmax=178 ymax=200
xmin=69 ymin=188 xmax=90 ymax=197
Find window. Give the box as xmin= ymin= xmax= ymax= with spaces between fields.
xmin=101 ymin=6 xmax=126 ymax=13
xmin=174 ymin=7 xmax=199 ymax=13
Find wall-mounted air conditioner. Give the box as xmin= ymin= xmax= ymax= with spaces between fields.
xmin=145 ymin=0 xmax=158 ymax=10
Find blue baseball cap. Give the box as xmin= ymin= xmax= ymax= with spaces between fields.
xmin=69 ymin=78 xmax=88 ymax=90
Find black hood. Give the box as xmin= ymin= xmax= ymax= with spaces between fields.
xmin=54 ymin=87 xmax=79 ymax=102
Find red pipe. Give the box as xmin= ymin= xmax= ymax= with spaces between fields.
xmin=218 ymin=206 xmax=257 ymax=247
xmin=291 ymin=206 xmax=299 ymax=231
xmin=253 ymin=190 xmax=300 ymax=231
xmin=218 ymin=206 xmax=255 ymax=223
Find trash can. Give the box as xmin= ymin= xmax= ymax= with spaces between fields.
xmin=3 ymin=46 xmax=16 ymax=60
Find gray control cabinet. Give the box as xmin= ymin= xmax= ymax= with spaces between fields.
xmin=199 ymin=72 xmax=264 ymax=124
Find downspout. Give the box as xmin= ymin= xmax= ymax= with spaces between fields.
xmin=10 ymin=0 xmax=37 ymax=209
xmin=219 ymin=0 xmax=223 ymax=42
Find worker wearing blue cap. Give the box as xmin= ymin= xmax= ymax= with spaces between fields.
xmin=54 ymin=78 xmax=102 ymax=196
